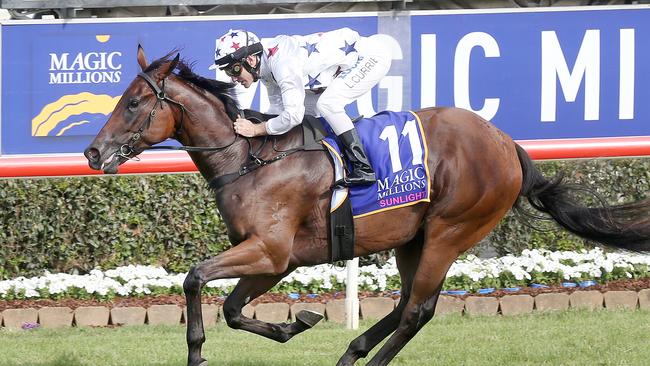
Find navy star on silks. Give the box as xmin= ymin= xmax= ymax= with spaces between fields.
xmin=340 ymin=41 xmax=357 ymax=55
xmin=302 ymin=42 xmax=319 ymax=57
xmin=229 ymin=31 xmax=239 ymax=37
xmin=305 ymin=74 xmax=322 ymax=89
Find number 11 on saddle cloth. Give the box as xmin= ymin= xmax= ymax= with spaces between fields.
xmin=321 ymin=110 xmax=431 ymax=218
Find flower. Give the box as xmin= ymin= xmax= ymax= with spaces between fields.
xmin=21 ymin=322 xmax=40 ymax=330
xmin=0 ymin=248 xmax=648 ymax=299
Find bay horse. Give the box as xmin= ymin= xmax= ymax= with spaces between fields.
xmin=85 ymin=48 xmax=650 ymax=366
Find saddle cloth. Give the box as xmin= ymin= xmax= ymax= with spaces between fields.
xmin=322 ymin=111 xmax=431 ymax=218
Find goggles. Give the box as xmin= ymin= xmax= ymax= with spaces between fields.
xmin=222 ymin=63 xmax=243 ymax=77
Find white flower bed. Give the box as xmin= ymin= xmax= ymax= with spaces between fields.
xmin=0 ymin=248 xmax=649 ymax=300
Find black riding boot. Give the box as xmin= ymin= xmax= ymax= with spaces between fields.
xmin=336 ymin=129 xmax=376 ymax=187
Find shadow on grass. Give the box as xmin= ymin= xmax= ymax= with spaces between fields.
xmin=3 ymin=354 xmax=84 ymax=366
xmin=3 ymin=354 xmax=299 ymax=366
xmin=210 ymin=363 xmax=313 ymax=366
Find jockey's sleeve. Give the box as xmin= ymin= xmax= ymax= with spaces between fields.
xmin=264 ymin=60 xmax=306 ymax=135
xmin=264 ymin=83 xmax=283 ymax=115
xmin=265 ymin=76 xmax=305 ymax=135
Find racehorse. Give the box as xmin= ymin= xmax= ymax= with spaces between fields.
xmin=84 ymin=47 xmax=650 ymax=366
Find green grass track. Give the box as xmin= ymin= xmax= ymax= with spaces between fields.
xmin=1 ymin=310 xmax=649 ymax=366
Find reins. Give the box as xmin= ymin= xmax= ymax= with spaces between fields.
xmin=208 ymin=138 xmax=311 ymax=190
xmin=130 ymin=71 xmax=319 ymax=191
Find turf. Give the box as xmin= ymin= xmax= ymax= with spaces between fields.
xmin=1 ymin=309 xmax=649 ymax=365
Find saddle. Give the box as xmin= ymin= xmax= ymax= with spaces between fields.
xmin=243 ymin=109 xmax=327 ymax=151
xmin=242 ymin=109 xmax=355 ymax=262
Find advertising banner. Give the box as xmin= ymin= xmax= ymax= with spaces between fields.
xmin=1 ymin=7 xmax=648 ymax=161
xmin=411 ymin=7 xmax=650 ymax=140
xmin=1 ymin=15 xmax=378 ymax=155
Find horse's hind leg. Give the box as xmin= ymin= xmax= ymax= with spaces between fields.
xmin=365 ymin=217 xmax=502 ymax=366
xmin=365 ymin=251 xmax=455 ymax=365
xmin=222 ymin=274 xmax=324 ymax=343
xmin=336 ymin=232 xmax=424 ymax=366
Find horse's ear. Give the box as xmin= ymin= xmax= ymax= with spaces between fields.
xmin=155 ymin=53 xmax=180 ymax=79
xmin=137 ymin=44 xmax=148 ymax=71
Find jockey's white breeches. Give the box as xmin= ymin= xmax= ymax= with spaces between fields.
xmin=306 ymin=35 xmax=392 ymax=136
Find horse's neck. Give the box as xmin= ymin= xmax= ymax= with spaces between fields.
xmin=170 ymin=80 xmax=305 ymax=182
xmin=187 ymin=120 xmax=303 ymax=184
xmin=173 ymin=88 xmax=248 ymax=181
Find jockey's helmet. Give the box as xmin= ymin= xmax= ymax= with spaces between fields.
xmin=214 ymin=29 xmax=263 ymax=80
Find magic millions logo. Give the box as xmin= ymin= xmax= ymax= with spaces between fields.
xmin=33 ymin=35 xmax=122 ymax=137
xmin=49 ymin=35 xmax=122 ymax=85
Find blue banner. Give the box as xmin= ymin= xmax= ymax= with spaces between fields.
xmin=1 ymin=16 xmax=377 ymax=154
xmin=2 ymin=7 xmax=649 ymax=155
xmin=411 ymin=8 xmax=650 ymax=140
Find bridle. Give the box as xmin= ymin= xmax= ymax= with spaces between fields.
xmin=116 ymin=69 xmax=312 ymax=191
xmin=116 ymin=72 xmax=188 ymax=160
xmin=117 ymin=71 xmax=239 ymax=160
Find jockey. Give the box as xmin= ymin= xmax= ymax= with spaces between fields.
xmin=213 ymin=28 xmax=392 ymax=187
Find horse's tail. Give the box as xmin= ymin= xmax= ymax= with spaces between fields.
xmin=514 ymin=143 xmax=650 ymax=251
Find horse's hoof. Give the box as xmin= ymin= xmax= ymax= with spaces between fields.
xmin=336 ymin=353 xmax=358 ymax=366
xmin=295 ymin=310 xmax=324 ymax=328
xmin=190 ymin=359 xmax=208 ymax=366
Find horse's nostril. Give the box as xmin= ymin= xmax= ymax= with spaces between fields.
xmin=84 ymin=147 xmax=100 ymax=162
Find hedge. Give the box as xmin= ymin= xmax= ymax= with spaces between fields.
xmin=0 ymin=157 xmax=648 ymax=279
xmin=0 ymin=173 xmax=228 ymax=279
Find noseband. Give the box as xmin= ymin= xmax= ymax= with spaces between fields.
xmin=117 ymin=72 xmax=187 ymax=160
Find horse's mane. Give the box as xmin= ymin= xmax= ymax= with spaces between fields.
xmin=145 ymin=52 xmax=240 ymax=121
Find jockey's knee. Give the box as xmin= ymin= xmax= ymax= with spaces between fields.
xmin=317 ymin=99 xmax=353 ymax=135
xmin=315 ymin=96 xmax=342 ymax=120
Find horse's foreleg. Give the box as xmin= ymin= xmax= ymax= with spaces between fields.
xmin=222 ymin=274 xmax=324 ymax=343
xmin=184 ymin=264 xmax=207 ymax=366
xmin=337 ymin=234 xmax=424 ymax=366
xmin=183 ymin=235 xmax=292 ymax=366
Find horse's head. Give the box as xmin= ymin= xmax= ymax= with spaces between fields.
xmin=84 ymin=46 xmax=182 ymax=174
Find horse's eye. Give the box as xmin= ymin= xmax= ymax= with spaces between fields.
xmin=128 ymin=99 xmax=139 ymax=110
